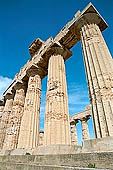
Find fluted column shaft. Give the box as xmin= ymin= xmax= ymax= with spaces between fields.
xmin=0 ymin=105 xmax=4 ymax=149
xmin=81 ymin=118 xmax=90 ymax=141
xmin=80 ymin=23 xmax=113 ymax=138
xmin=70 ymin=120 xmax=78 ymax=145
xmin=17 ymin=71 xmax=41 ymax=149
xmin=0 ymin=95 xmax=13 ymax=149
xmin=3 ymin=83 xmax=26 ymax=150
xmin=0 ymin=106 xmax=4 ymax=124
xmin=44 ymin=52 xmax=71 ymax=145
xmin=0 ymin=106 xmax=4 ymax=118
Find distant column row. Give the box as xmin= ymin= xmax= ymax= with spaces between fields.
xmin=0 ymin=67 xmax=42 ymax=150
xmin=70 ymin=116 xmax=90 ymax=145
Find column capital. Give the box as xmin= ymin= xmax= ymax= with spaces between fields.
xmin=80 ymin=115 xmax=90 ymax=122
xmin=75 ymin=7 xmax=108 ymax=33
xmin=13 ymin=81 xmax=27 ymax=91
xmin=4 ymin=93 xmax=14 ymax=100
xmin=51 ymin=44 xmax=72 ymax=61
xmin=0 ymin=100 xmax=5 ymax=106
xmin=79 ymin=13 xmax=101 ymax=29
xmin=26 ymin=64 xmax=47 ymax=79
xmin=70 ymin=120 xmax=78 ymax=126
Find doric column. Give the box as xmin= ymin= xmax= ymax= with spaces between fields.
xmin=0 ymin=105 xmax=4 ymax=149
xmin=44 ymin=46 xmax=71 ymax=145
xmin=81 ymin=117 xmax=90 ymax=141
xmin=80 ymin=13 xmax=113 ymax=138
xmin=70 ymin=120 xmax=78 ymax=145
xmin=17 ymin=68 xmax=41 ymax=149
xmin=0 ymin=106 xmax=4 ymax=122
xmin=0 ymin=94 xmax=14 ymax=149
xmin=3 ymin=82 xmax=26 ymax=150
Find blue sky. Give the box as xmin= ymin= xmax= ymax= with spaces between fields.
xmin=0 ymin=0 xmax=113 ymax=145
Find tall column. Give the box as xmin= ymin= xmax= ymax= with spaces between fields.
xmin=80 ymin=14 xmax=113 ymax=138
xmin=70 ymin=120 xmax=78 ymax=145
xmin=17 ymin=68 xmax=41 ymax=149
xmin=3 ymin=82 xmax=26 ymax=150
xmin=81 ymin=117 xmax=90 ymax=141
xmin=0 ymin=105 xmax=4 ymax=149
xmin=44 ymin=47 xmax=71 ymax=145
xmin=0 ymin=106 xmax=4 ymax=122
xmin=0 ymin=94 xmax=14 ymax=149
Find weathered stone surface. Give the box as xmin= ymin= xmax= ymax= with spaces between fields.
xmin=17 ymin=69 xmax=41 ymax=149
xmin=0 ymin=151 xmax=113 ymax=169
xmin=83 ymin=136 xmax=113 ymax=153
xmin=3 ymin=83 xmax=26 ymax=150
xmin=44 ymin=47 xmax=71 ymax=145
xmin=70 ymin=120 xmax=78 ymax=145
xmin=0 ymin=106 xmax=4 ymax=120
xmin=54 ymin=3 xmax=107 ymax=49
xmin=0 ymin=94 xmax=14 ymax=149
xmin=80 ymin=22 xmax=113 ymax=138
xmin=80 ymin=117 xmax=90 ymax=141
xmin=0 ymin=106 xmax=4 ymax=149
xmin=39 ymin=130 xmax=44 ymax=146
xmin=29 ymin=38 xmax=45 ymax=57
xmin=70 ymin=106 xmax=91 ymax=143
xmin=32 ymin=145 xmax=82 ymax=155
xmin=0 ymin=162 xmax=110 ymax=170
xmin=70 ymin=105 xmax=91 ymax=123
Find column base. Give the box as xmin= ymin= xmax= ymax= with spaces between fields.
xmin=1 ymin=137 xmax=113 ymax=155
xmin=0 ymin=145 xmax=82 ymax=155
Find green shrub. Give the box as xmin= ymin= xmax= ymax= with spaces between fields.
xmin=88 ymin=163 xmax=95 ymax=168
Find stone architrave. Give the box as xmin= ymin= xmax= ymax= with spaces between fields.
xmin=80 ymin=117 xmax=90 ymax=141
xmin=44 ymin=47 xmax=71 ymax=145
xmin=0 ymin=94 xmax=14 ymax=149
xmin=80 ymin=13 xmax=113 ymax=138
xmin=3 ymin=82 xmax=26 ymax=150
xmin=17 ymin=68 xmax=41 ymax=149
xmin=70 ymin=120 xmax=78 ymax=145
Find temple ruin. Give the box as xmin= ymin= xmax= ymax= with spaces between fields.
xmin=0 ymin=3 xmax=113 ymax=161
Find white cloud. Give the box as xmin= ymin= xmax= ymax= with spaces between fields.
xmin=0 ymin=76 xmax=13 ymax=99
